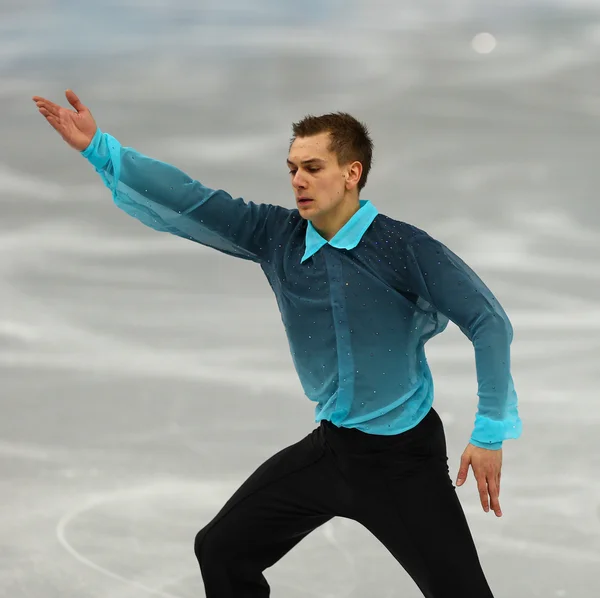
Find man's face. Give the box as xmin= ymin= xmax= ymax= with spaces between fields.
xmin=287 ymin=132 xmax=349 ymax=220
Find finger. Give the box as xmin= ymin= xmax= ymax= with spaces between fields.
xmin=488 ymin=480 xmax=502 ymax=517
xmin=456 ymin=455 xmax=470 ymax=486
xmin=40 ymin=110 xmax=64 ymax=132
xmin=38 ymin=107 xmax=61 ymax=129
xmin=476 ymin=476 xmax=490 ymax=513
xmin=43 ymin=114 xmax=61 ymax=130
xmin=66 ymin=89 xmax=85 ymax=113
xmin=34 ymin=99 xmax=61 ymax=117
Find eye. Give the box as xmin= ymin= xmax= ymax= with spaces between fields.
xmin=288 ymin=166 xmax=320 ymax=175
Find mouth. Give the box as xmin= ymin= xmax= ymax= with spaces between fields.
xmin=297 ymin=197 xmax=314 ymax=207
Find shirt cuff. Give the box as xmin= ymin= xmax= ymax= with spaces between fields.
xmin=470 ymin=438 xmax=503 ymax=450
xmin=80 ymin=127 xmax=107 ymax=170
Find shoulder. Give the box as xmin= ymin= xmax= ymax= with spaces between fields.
xmin=254 ymin=202 xmax=302 ymax=227
xmin=261 ymin=203 xmax=306 ymax=242
xmin=273 ymin=205 xmax=305 ymax=235
xmin=371 ymin=213 xmax=434 ymax=245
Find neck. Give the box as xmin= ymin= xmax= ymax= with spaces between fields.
xmin=311 ymin=197 xmax=361 ymax=241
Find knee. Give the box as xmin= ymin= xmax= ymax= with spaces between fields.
xmin=194 ymin=523 xmax=233 ymax=570
xmin=194 ymin=525 xmax=211 ymax=566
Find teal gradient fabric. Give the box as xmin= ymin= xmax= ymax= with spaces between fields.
xmin=81 ymin=128 xmax=522 ymax=449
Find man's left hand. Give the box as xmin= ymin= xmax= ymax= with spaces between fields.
xmin=456 ymin=444 xmax=503 ymax=517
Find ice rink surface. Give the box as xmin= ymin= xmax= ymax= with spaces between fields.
xmin=1 ymin=1 xmax=600 ymax=596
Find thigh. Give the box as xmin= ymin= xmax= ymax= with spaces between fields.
xmin=195 ymin=425 xmax=339 ymax=568
xmin=352 ymin=411 xmax=494 ymax=598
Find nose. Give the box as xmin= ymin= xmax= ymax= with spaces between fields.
xmin=292 ymin=171 xmax=307 ymax=189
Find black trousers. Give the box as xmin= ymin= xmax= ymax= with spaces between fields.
xmin=194 ymin=407 xmax=494 ymax=597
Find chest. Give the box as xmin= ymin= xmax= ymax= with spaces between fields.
xmin=266 ymin=232 xmax=416 ymax=314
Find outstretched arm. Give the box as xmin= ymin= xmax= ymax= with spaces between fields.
xmin=33 ymin=90 xmax=292 ymax=263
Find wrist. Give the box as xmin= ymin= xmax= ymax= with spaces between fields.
xmin=470 ymin=438 xmax=503 ymax=451
xmin=80 ymin=127 xmax=109 ymax=170
xmin=80 ymin=127 xmax=101 ymax=154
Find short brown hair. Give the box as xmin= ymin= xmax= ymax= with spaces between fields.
xmin=290 ymin=112 xmax=374 ymax=192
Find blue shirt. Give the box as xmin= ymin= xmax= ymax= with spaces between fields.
xmin=81 ymin=128 xmax=522 ymax=450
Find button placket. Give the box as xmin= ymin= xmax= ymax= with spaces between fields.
xmin=324 ymin=249 xmax=354 ymax=422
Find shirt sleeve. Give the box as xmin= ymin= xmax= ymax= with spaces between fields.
xmin=405 ymin=230 xmax=522 ymax=450
xmin=80 ymin=128 xmax=293 ymax=263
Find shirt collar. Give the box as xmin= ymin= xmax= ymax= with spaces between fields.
xmin=301 ymin=199 xmax=379 ymax=263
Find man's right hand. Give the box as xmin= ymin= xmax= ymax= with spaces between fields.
xmin=33 ymin=89 xmax=97 ymax=152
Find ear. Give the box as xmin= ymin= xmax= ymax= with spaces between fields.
xmin=345 ymin=161 xmax=363 ymax=190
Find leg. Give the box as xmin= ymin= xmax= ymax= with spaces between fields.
xmin=362 ymin=463 xmax=493 ymax=597
xmin=194 ymin=426 xmax=339 ymax=598
xmin=346 ymin=410 xmax=494 ymax=597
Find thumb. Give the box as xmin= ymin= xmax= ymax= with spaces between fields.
xmin=456 ymin=454 xmax=470 ymax=487
xmin=65 ymin=89 xmax=85 ymax=113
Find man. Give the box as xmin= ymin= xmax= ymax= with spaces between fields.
xmin=33 ymin=90 xmax=521 ymax=598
